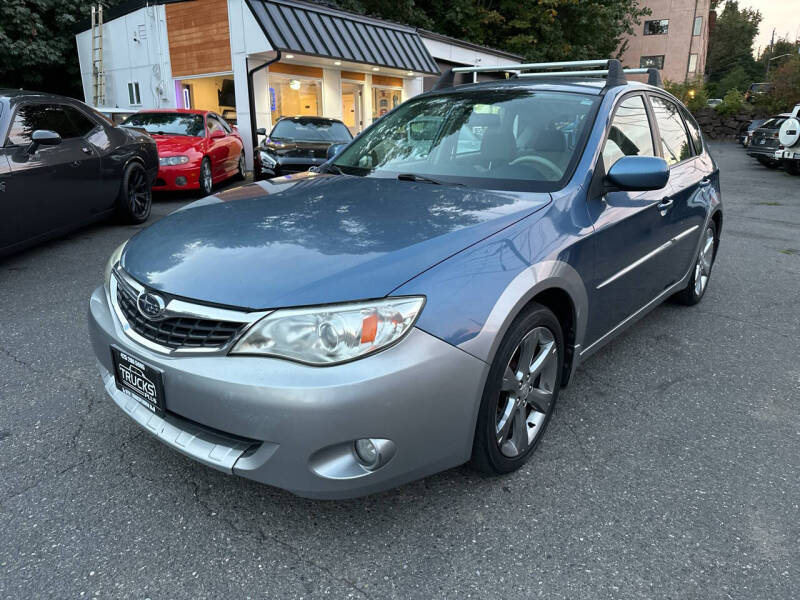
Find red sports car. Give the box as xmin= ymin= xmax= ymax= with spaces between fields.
xmin=121 ymin=109 xmax=245 ymax=195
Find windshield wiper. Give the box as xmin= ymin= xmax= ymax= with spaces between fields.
xmin=397 ymin=173 xmax=461 ymax=186
xmin=324 ymin=164 xmax=346 ymax=175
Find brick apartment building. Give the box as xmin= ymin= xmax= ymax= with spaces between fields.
xmin=618 ymin=0 xmax=711 ymax=83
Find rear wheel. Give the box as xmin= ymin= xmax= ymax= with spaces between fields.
xmin=116 ymin=161 xmax=151 ymax=224
xmin=471 ymin=303 xmax=563 ymax=474
xmin=757 ymin=156 xmax=779 ymax=169
xmin=673 ymin=221 xmax=717 ymax=305
xmin=199 ymin=158 xmax=213 ymax=195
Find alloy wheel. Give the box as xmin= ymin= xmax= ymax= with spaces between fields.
xmin=201 ymin=160 xmax=212 ymax=193
xmin=693 ymin=226 xmax=715 ymax=296
xmin=495 ymin=326 xmax=559 ymax=458
xmin=238 ymin=153 xmax=246 ymax=177
xmin=127 ymin=166 xmax=151 ymax=219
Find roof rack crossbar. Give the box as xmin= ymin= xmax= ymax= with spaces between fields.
xmin=451 ymin=59 xmax=609 ymax=74
xmin=517 ymin=68 xmax=649 ymax=79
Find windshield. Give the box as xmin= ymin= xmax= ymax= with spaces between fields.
xmin=331 ymin=89 xmax=599 ymax=190
xmin=121 ymin=113 xmax=205 ymax=136
xmin=271 ymin=119 xmax=352 ymax=142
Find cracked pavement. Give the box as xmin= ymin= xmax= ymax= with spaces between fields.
xmin=1 ymin=146 xmax=799 ymax=599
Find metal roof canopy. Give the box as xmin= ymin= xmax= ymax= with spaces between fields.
xmin=245 ymin=0 xmax=440 ymax=75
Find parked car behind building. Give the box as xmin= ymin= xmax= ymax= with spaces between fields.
xmin=121 ymin=109 xmax=245 ymax=196
xmin=0 ymin=90 xmax=157 ymax=258
xmin=254 ymin=116 xmax=353 ymax=180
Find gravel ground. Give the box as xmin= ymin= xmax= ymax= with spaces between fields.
xmin=0 ymin=145 xmax=798 ymax=599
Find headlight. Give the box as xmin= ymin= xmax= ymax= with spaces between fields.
xmin=159 ymin=155 xmax=189 ymax=166
xmin=230 ymin=297 xmax=425 ymax=365
xmin=259 ymin=150 xmax=277 ymax=168
xmin=104 ymin=242 xmax=126 ymax=288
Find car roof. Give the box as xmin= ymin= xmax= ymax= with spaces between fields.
xmin=276 ymin=116 xmax=347 ymax=125
xmin=134 ymin=108 xmax=209 ymax=115
xmin=0 ymin=89 xmax=83 ymax=103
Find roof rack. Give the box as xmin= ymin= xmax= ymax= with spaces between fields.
xmin=432 ymin=59 xmax=663 ymax=91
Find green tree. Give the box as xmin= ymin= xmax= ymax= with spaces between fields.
xmin=339 ymin=0 xmax=650 ymax=62
xmin=0 ymin=0 xmax=108 ymax=97
xmin=715 ymin=65 xmax=753 ymax=97
xmin=706 ymin=1 xmax=762 ymax=85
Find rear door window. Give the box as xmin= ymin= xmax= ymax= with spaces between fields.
xmin=602 ymin=95 xmax=655 ymax=169
xmin=650 ymin=96 xmax=693 ymax=165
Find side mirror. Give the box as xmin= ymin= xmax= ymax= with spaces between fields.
xmin=326 ymin=142 xmax=347 ymax=160
xmin=27 ymin=129 xmax=61 ymax=153
xmin=210 ymin=129 xmax=226 ymax=139
xmin=606 ymin=156 xmax=669 ymax=192
xmin=256 ymin=128 xmax=267 ymax=136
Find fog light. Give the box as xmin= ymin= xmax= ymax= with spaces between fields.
xmin=175 ymin=176 xmax=187 ymax=186
xmin=354 ymin=438 xmax=378 ymax=467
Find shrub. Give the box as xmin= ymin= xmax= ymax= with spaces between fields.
xmin=664 ymin=76 xmax=709 ymax=111
xmin=715 ymin=89 xmax=745 ymax=116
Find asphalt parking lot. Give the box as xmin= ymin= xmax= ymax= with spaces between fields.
xmin=1 ymin=145 xmax=798 ymax=599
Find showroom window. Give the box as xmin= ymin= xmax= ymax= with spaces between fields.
xmin=269 ymin=74 xmax=322 ymax=121
xmin=372 ymin=87 xmax=402 ymax=122
xmin=643 ymin=19 xmax=669 ymax=35
xmin=640 ymin=55 xmax=665 ymax=69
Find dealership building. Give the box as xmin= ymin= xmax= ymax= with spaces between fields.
xmin=75 ymin=0 xmax=521 ymax=167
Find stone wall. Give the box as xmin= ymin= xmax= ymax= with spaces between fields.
xmin=691 ymin=108 xmax=754 ymax=140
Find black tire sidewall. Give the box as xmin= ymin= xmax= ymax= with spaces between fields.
xmin=200 ymin=158 xmax=213 ymax=195
xmin=680 ymin=220 xmax=717 ymax=305
xmin=237 ymin=152 xmax=246 ymax=180
xmin=472 ymin=303 xmax=564 ymax=474
xmin=118 ymin=162 xmax=151 ymax=224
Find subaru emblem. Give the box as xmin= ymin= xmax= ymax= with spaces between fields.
xmin=137 ymin=291 xmax=166 ymax=320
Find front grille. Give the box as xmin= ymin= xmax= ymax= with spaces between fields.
xmin=116 ymin=283 xmax=244 ymax=350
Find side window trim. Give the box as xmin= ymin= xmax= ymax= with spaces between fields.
xmin=599 ymin=91 xmax=657 ymax=170
xmin=646 ymin=92 xmax=696 ymax=168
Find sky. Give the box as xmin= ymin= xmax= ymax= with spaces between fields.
xmin=726 ymin=0 xmax=800 ymax=56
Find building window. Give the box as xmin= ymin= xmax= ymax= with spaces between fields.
xmin=128 ymin=82 xmax=141 ymax=106
xmin=372 ymin=87 xmax=402 ymax=122
xmin=693 ymin=16 xmax=703 ymax=36
xmin=268 ymin=73 xmax=322 ymax=121
xmin=643 ymin=19 xmax=669 ymax=35
xmin=688 ymin=53 xmax=698 ymax=73
xmin=640 ymin=55 xmax=665 ymax=69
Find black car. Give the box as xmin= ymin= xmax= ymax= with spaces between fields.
xmin=746 ymin=113 xmax=791 ymax=168
xmin=253 ymin=116 xmax=352 ymax=180
xmin=0 ymin=90 xmax=158 ymax=257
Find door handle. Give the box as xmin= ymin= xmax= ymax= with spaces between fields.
xmin=81 ymin=147 xmax=93 ymax=155
xmin=657 ymin=197 xmax=674 ymax=214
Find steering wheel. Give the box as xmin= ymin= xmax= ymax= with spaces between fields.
xmin=508 ymin=155 xmax=563 ymax=180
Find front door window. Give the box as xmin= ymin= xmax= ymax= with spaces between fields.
xmin=269 ymin=74 xmax=322 ymax=122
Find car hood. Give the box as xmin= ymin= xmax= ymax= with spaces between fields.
xmin=151 ymin=134 xmax=203 ymax=154
xmin=120 ymin=173 xmax=551 ymax=309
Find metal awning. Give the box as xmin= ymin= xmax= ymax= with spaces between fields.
xmin=245 ymin=0 xmax=440 ymax=75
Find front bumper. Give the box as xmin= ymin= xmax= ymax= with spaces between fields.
xmin=153 ymin=163 xmax=201 ymax=190
xmin=88 ymin=286 xmax=488 ymax=499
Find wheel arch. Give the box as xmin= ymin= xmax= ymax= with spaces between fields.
xmin=456 ymin=260 xmax=589 ymax=388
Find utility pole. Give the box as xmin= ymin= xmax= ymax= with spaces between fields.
xmin=764 ymin=28 xmax=775 ymax=79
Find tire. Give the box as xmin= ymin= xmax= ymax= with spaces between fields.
xmin=784 ymin=160 xmax=800 ymax=176
xmin=199 ymin=158 xmax=213 ymax=196
xmin=471 ymin=303 xmax=564 ymax=474
xmin=673 ymin=220 xmax=717 ymax=306
xmin=235 ymin=152 xmax=247 ymax=181
xmin=116 ymin=161 xmax=151 ymax=224
xmin=757 ymin=157 xmax=779 ymax=169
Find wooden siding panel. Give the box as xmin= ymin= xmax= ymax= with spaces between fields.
xmin=371 ymin=74 xmax=403 ymax=88
xmin=167 ymin=0 xmax=232 ymax=77
xmin=268 ymin=63 xmax=324 ymax=78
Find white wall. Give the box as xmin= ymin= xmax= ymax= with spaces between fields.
xmin=228 ymin=0 xmax=272 ymax=168
xmin=422 ymin=37 xmax=520 ymax=68
xmin=75 ymin=5 xmax=174 ymax=108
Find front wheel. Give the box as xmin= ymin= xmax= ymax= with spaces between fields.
xmin=199 ymin=158 xmax=213 ymax=196
xmin=235 ymin=152 xmax=246 ymax=181
xmin=471 ymin=303 xmax=563 ymax=474
xmin=116 ymin=161 xmax=151 ymax=224
xmin=673 ymin=221 xmax=717 ymax=305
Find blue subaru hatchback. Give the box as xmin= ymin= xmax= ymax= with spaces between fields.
xmin=89 ymin=60 xmax=722 ymax=498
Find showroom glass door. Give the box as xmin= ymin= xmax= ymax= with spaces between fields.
xmin=341 ymin=82 xmax=363 ymax=136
